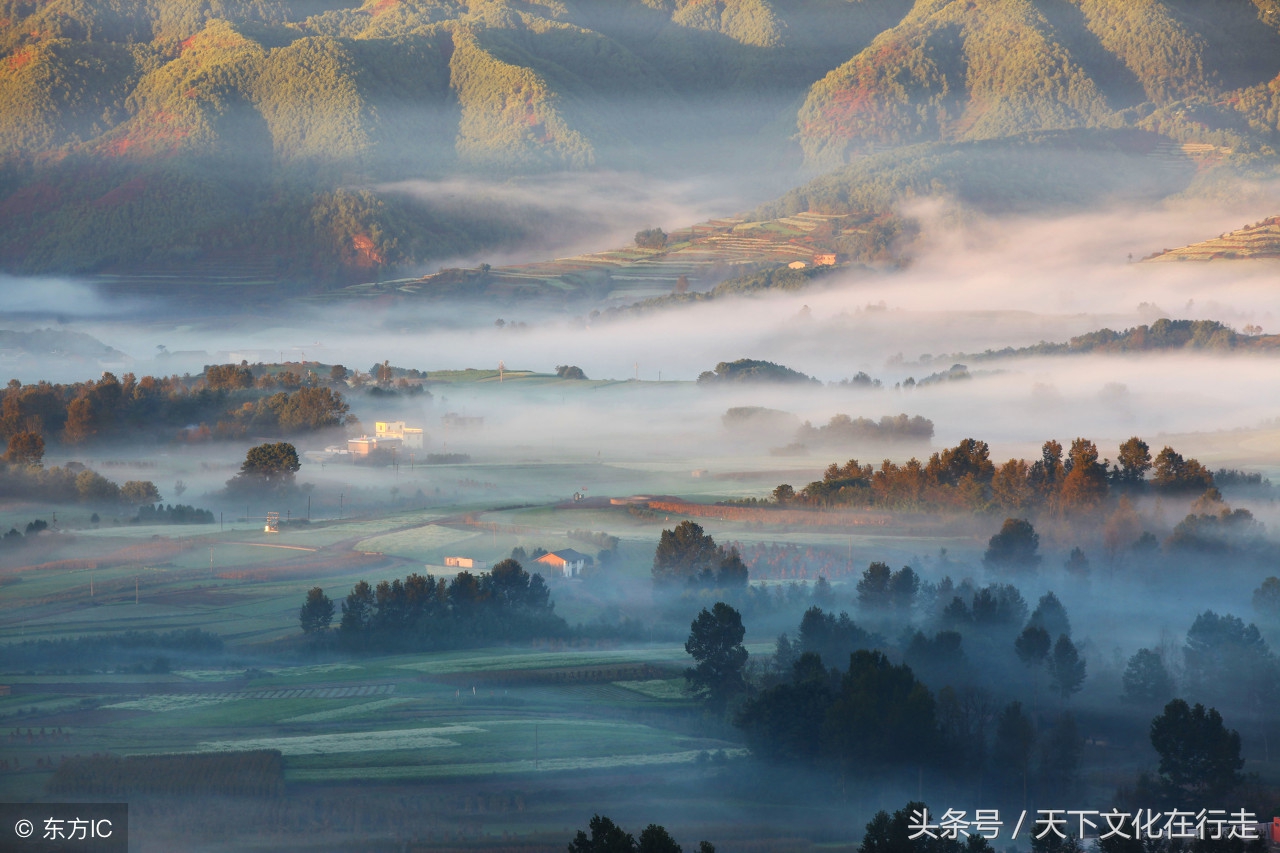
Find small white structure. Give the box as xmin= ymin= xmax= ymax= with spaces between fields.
xmin=375 ymin=421 xmax=425 ymax=449
xmin=535 ymin=549 xmax=589 ymax=578
xmin=788 ymin=261 xmax=808 ymax=269
xmin=444 ymin=556 xmax=487 ymax=570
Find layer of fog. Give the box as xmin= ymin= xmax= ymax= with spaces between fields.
xmin=7 ymin=198 xmax=1280 ymax=478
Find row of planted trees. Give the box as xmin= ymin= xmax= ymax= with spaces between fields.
xmin=300 ymin=559 xmax=567 ymax=650
xmin=774 ymin=436 xmax=1219 ymax=512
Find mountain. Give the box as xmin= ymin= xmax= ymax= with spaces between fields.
xmin=4 ymin=0 xmax=1280 ymax=288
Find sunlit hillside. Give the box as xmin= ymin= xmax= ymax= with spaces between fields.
xmin=3 ymin=0 xmax=1280 ymax=284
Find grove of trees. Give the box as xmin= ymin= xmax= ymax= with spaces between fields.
xmin=309 ymin=560 xmax=566 ymax=650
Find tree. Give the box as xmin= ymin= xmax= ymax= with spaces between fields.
xmin=1183 ymin=610 xmax=1276 ymax=708
xmin=120 ymin=480 xmax=161 ymax=505
xmin=1047 ymin=635 xmax=1086 ymax=700
xmin=983 ymin=518 xmax=1041 ymax=572
xmin=1058 ymin=438 xmax=1108 ymax=510
xmin=635 ymin=227 xmax=667 ymax=249
xmin=569 ymin=815 xmax=635 ymax=853
xmin=685 ymin=602 xmax=748 ymax=711
xmin=227 ymin=442 xmax=301 ymax=493
xmin=1063 ymin=547 xmax=1089 ymax=578
xmin=1251 ymin=577 xmax=1280 ymax=623
xmin=76 ymin=469 xmax=119 ymax=503
xmin=556 ymin=365 xmax=587 ymax=380
xmin=1015 ymin=625 xmax=1051 ymax=669
xmin=798 ymin=607 xmax=875 ymax=667
xmin=637 ymin=825 xmax=682 ymax=853
xmin=568 ymin=817 xmax=712 ymax=853
xmin=1028 ymin=592 xmax=1071 ymax=640
xmin=329 ymin=364 xmax=349 ymax=383
xmin=1149 ymin=699 xmax=1244 ymax=802
xmin=276 ymin=387 xmax=349 ymax=432
xmin=653 ymin=521 xmax=721 ymax=585
xmin=63 ymin=396 xmax=98 ymax=444
xmin=1122 ymin=648 xmax=1174 ymax=706
xmin=300 ymin=587 xmax=334 ymax=634
xmin=339 ymin=580 xmax=374 ymax=646
xmin=857 ymin=562 xmax=892 ymax=609
xmin=205 ymin=364 xmax=254 ymax=390
xmin=1152 ymin=447 xmax=1214 ymax=492
xmin=825 ymin=650 xmax=937 ymax=769
xmin=715 ymin=547 xmax=749 ymax=587
xmin=1116 ymin=437 xmax=1152 ymax=486
xmin=3 ymin=431 xmax=43 ymax=465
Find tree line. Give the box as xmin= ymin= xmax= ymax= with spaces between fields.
xmin=0 ymin=365 xmax=352 ymax=452
xmin=771 ymin=436 xmax=1219 ymax=513
xmin=300 ymin=559 xmax=567 ymax=650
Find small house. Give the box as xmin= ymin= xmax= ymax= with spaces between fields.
xmin=535 ymin=549 xmax=590 ymax=578
xmin=444 ymin=556 xmax=487 ymax=570
xmin=813 ymin=253 xmax=838 ymax=266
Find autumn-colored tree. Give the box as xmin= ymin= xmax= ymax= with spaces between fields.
xmin=1058 ymin=438 xmax=1108 ymax=510
xmin=120 ymin=481 xmax=162 ymax=505
xmin=1115 ymin=437 xmax=1152 ymax=486
xmin=3 ymin=431 xmax=44 ymax=465
xmin=63 ymin=397 xmax=98 ymax=445
xmin=991 ymin=458 xmax=1032 ymax=510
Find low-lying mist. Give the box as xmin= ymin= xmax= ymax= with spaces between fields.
xmin=5 ymin=198 xmax=1280 ymax=475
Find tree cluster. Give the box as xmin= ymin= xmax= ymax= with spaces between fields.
xmin=308 ymin=560 xmax=567 ymax=650
xmin=794 ymin=413 xmax=934 ymax=447
xmin=775 ymin=436 xmax=1216 ymax=513
xmin=568 ymin=813 xmax=714 ymax=853
xmin=696 ymin=359 xmax=820 ymax=386
xmin=652 ymin=521 xmax=749 ymax=589
xmin=1 ymin=368 xmax=351 ymax=450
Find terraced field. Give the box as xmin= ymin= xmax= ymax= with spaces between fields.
xmin=321 ymin=212 xmax=852 ymax=304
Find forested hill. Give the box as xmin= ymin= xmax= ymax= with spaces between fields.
xmin=0 ymin=0 xmax=910 ymax=284
xmin=6 ymin=0 xmax=1280 ymax=286
xmin=928 ymin=319 xmax=1280 ymax=364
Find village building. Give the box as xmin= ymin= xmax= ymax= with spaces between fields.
xmin=534 ymin=549 xmax=590 ymax=578
xmin=444 ymin=556 xmax=487 ymax=569
xmin=347 ymin=434 xmax=402 ymax=463
xmin=375 ymin=420 xmax=425 ymax=449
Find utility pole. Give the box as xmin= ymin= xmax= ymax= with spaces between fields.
xmin=135 ymin=576 xmax=139 ymax=604
xmin=209 ymin=547 xmax=214 ymax=579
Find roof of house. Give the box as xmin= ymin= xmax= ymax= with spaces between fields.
xmin=535 ymin=548 xmax=590 ymax=564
